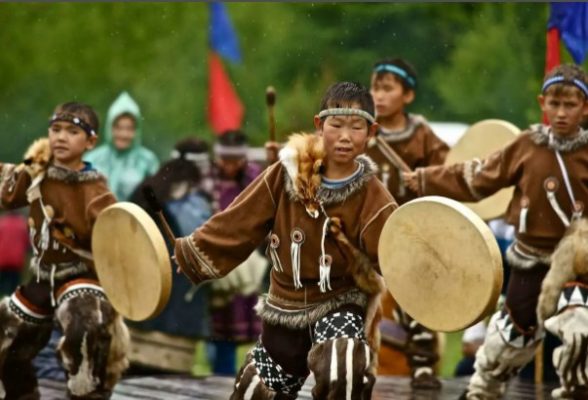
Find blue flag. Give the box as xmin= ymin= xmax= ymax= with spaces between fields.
xmin=548 ymin=3 xmax=588 ymax=64
xmin=209 ymin=2 xmax=241 ymax=63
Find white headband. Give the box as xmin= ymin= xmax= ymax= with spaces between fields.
xmin=318 ymin=108 xmax=375 ymax=124
xmin=170 ymin=150 xmax=210 ymax=163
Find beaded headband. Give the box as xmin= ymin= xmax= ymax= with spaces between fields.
xmin=49 ymin=113 xmax=97 ymax=137
xmin=542 ymin=76 xmax=588 ymax=98
xmin=317 ymin=108 xmax=375 ymax=124
xmin=374 ymin=64 xmax=417 ymax=88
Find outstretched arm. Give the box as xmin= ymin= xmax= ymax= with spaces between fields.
xmin=174 ymin=163 xmax=281 ymax=285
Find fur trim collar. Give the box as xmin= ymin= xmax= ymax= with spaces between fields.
xmin=378 ymin=113 xmax=426 ymax=143
xmin=46 ymin=164 xmax=104 ymax=183
xmin=279 ymin=133 xmax=377 ymax=212
xmin=529 ymin=124 xmax=588 ymax=152
xmin=255 ymin=289 xmax=368 ymax=330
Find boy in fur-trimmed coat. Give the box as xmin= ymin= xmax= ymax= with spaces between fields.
xmin=0 ymin=102 xmax=129 ymax=400
xmin=404 ymin=64 xmax=588 ymax=399
xmin=174 ymin=82 xmax=396 ymax=399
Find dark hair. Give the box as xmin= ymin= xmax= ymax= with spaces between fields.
xmin=373 ymin=58 xmax=418 ymax=92
xmin=217 ymin=130 xmax=248 ymax=147
xmin=53 ymin=102 xmax=100 ymax=133
xmin=319 ymin=81 xmax=375 ymax=120
xmin=544 ymin=64 xmax=588 ymax=99
xmin=131 ymin=138 xmax=205 ymax=208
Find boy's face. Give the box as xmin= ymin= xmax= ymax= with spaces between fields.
xmin=314 ymin=104 xmax=378 ymax=168
xmin=112 ymin=115 xmax=136 ymax=151
xmin=539 ymin=91 xmax=588 ymax=137
xmin=370 ymin=73 xmax=414 ymax=119
xmin=48 ymin=120 xmax=96 ymax=169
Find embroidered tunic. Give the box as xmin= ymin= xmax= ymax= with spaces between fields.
xmin=366 ymin=114 xmax=449 ymax=205
xmin=175 ymin=155 xmax=396 ymax=327
xmin=0 ymin=162 xmax=116 ymax=279
xmin=415 ymin=125 xmax=588 ymax=254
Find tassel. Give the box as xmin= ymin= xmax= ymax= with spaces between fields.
xmin=518 ymin=197 xmax=529 ymax=233
xmin=547 ymin=191 xmax=570 ymax=227
xmin=318 ymin=204 xmax=332 ymax=293
xmin=49 ymin=264 xmax=57 ymax=307
xmin=381 ymin=163 xmax=390 ymax=189
xmin=269 ymin=234 xmax=283 ymax=272
xmin=397 ymin=168 xmax=406 ymax=198
xmin=290 ymin=229 xmax=305 ymax=289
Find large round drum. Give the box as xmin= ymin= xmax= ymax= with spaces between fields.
xmin=379 ymin=196 xmax=503 ymax=332
xmin=92 ymin=202 xmax=172 ymax=321
xmin=445 ymin=119 xmax=520 ymax=221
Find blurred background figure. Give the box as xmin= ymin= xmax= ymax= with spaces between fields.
xmin=207 ymin=129 xmax=266 ymax=376
xmin=126 ymin=137 xmax=213 ymax=374
xmin=85 ymin=91 xmax=159 ymax=201
xmin=0 ymin=210 xmax=28 ymax=297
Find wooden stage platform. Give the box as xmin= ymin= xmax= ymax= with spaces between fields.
xmin=40 ymin=375 xmax=556 ymax=399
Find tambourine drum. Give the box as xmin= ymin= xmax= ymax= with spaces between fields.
xmin=379 ymin=196 xmax=503 ymax=332
xmin=92 ymin=202 xmax=172 ymax=321
xmin=445 ymin=119 xmax=520 ymax=221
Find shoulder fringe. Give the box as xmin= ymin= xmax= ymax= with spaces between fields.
xmin=529 ymin=124 xmax=588 ymax=152
xmin=47 ymin=165 xmax=104 ymax=183
xmin=255 ymin=289 xmax=368 ymax=330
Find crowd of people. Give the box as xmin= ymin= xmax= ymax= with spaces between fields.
xmin=0 ymin=58 xmax=586 ymax=399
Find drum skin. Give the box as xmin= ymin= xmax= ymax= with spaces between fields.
xmin=445 ymin=119 xmax=520 ymax=221
xmin=378 ymin=196 xmax=503 ymax=332
xmin=92 ymin=202 xmax=172 ymax=321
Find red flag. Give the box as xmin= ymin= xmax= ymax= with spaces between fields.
xmin=207 ymin=52 xmax=244 ymax=135
xmin=545 ymin=27 xmax=561 ymax=75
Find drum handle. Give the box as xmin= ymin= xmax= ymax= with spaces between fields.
xmin=266 ymin=86 xmax=276 ymax=142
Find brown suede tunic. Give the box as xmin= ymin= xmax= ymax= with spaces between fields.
xmin=416 ymin=124 xmax=588 ymax=254
xmin=0 ymin=162 xmax=116 ymax=276
xmin=175 ymin=155 xmax=396 ymax=319
xmin=366 ymin=114 xmax=449 ymax=205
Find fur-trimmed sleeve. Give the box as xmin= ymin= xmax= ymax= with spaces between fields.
xmin=359 ymin=179 xmax=397 ymax=271
xmin=417 ymin=136 xmax=522 ymax=201
xmin=174 ymin=163 xmax=281 ymax=285
xmin=86 ymin=188 xmax=117 ymax=231
xmin=0 ymin=163 xmax=31 ymax=210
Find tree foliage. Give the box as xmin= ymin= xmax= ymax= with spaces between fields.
xmin=0 ymin=3 xmax=576 ymax=163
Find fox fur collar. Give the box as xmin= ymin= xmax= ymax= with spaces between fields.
xmin=529 ymin=124 xmax=588 ymax=152
xmin=279 ymin=133 xmax=377 ymax=216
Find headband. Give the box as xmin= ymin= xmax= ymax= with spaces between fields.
xmin=318 ymin=108 xmax=375 ymax=124
xmin=49 ymin=113 xmax=97 ymax=137
xmin=170 ymin=149 xmax=210 ymax=163
xmin=213 ymin=143 xmax=248 ymax=158
xmin=374 ymin=64 xmax=417 ymax=88
xmin=542 ymin=76 xmax=588 ymax=98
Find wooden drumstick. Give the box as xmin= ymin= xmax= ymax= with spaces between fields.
xmin=266 ymin=86 xmax=276 ymax=142
xmin=142 ymin=185 xmax=176 ymax=247
xmin=376 ymin=136 xmax=412 ymax=173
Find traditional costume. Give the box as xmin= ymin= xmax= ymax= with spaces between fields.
xmin=0 ymin=137 xmax=128 ymax=399
xmin=175 ymin=132 xmax=395 ymax=399
xmin=414 ymin=124 xmax=588 ymax=399
xmin=366 ymin=112 xmax=448 ymax=384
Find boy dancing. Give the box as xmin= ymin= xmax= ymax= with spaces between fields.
xmin=0 ymin=102 xmax=129 ymax=399
xmin=174 ymin=82 xmax=396 ymax=399
xmin=368 ymin=58 xmax=448 ymax=388
xmin=404 ymin=64 xmax=588 ymax=399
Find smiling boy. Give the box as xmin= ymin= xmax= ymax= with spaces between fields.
xmin=404 ymin=64 xmax=588 ymax=399
xmin=174 ymin=82 xmax=396 ymax=399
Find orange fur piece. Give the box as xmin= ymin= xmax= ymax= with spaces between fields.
xmin=15 ymin=138 xmax=52 ymax=179
xmin=284 ymin=133 xmax=326 ymax=216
